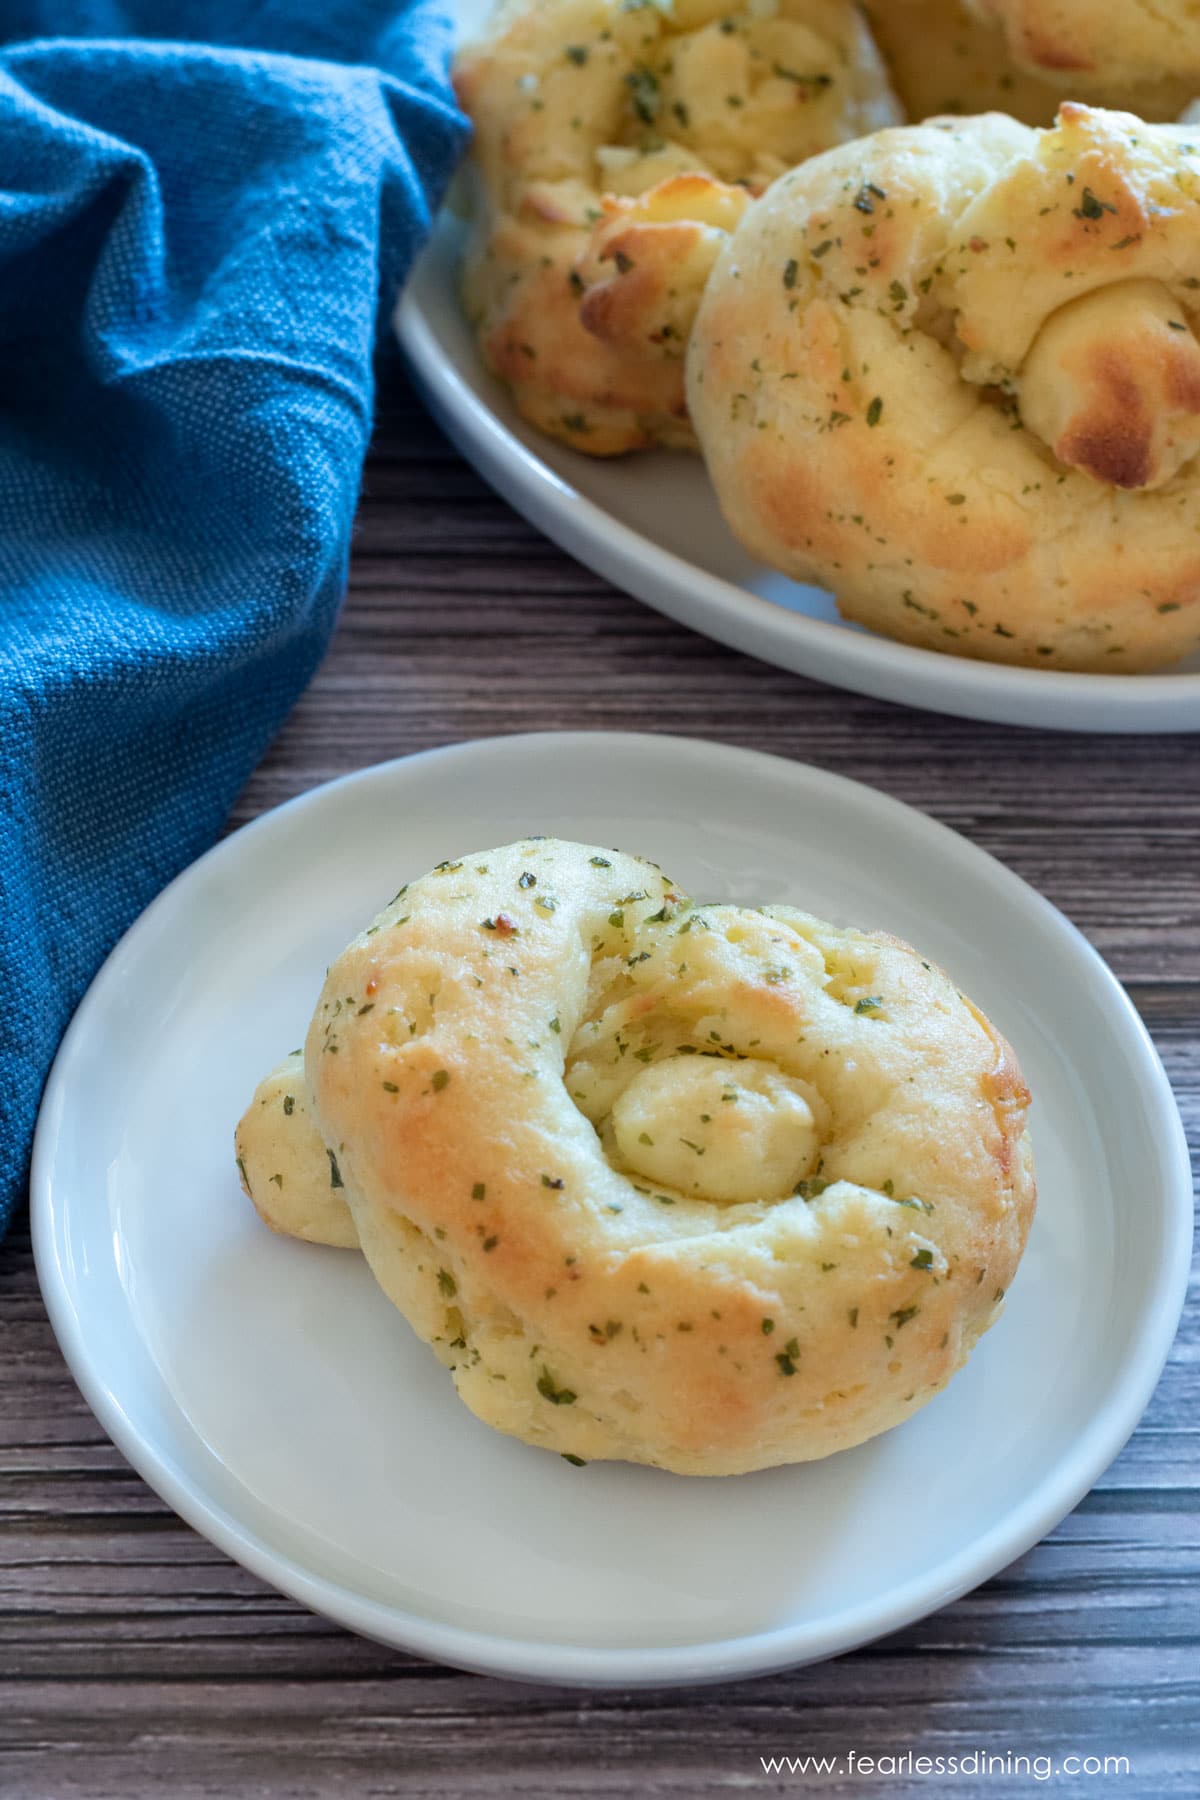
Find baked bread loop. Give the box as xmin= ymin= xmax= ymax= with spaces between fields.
xmin=236 ymin=838 xmax=1035 ymax=1477
xmin=236 ymin=1051 xmax=358 ymax=1248
xmin=455 ymin=0 xmax=902 ymax=454
xmin=688 ymin=104 xmax=1200 ymax=670
xmin=966 ymin=0 xmax=1200 ymax=91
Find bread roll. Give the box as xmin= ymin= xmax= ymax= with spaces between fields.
xmin=689 ymin=104 xmax=1200 ymax=670
xmin=237 ymin=838 xmax=1036 ymax=1476
xmin=455 ymin=0 xmax=901 ymax=453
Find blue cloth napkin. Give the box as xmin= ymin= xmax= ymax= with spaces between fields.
xmin=0 ymin=3 xmax=467 ymax=1236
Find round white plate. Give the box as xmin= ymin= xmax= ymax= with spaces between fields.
xmin=396 ymin=0 xmax=1200 ymax=733
xmin=33 ymin=733 xmax=1191 ymax=1687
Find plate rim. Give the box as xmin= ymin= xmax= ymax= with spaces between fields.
xmin=395 ymin=247 xmax=1200 ymax=734
xmin=31 ymin=731 xmax=1195 ymax=1687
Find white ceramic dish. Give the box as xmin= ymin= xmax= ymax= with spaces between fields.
xmin=32 ymin=733 xmax=1191 ymax=1687
xmin=395 ymin=0 xmax=1200 ymax=733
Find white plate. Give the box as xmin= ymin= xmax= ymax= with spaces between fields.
xmin=396 ymin=0 xmax=1200 ymax=733
xmin=32 ymin=733 xmax=1191 ymax=1687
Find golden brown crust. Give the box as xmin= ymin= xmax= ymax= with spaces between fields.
xmin=471 ymin=209 xmax=693 ymax=455
xmin=456 ymin=0 xmax=902 ymax=455
xmin=241 ymin=839 xmax=1036 ymax=1477
xmin=688 ymin=105 xmax=1200 ymax=671
xmin=1021 ymin=281 xmax=1200 ymax=490
xmin=576 ymin=175 xmax=753 ymax=367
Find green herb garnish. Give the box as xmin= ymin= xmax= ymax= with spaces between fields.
xmin=537 ymin=1367 xmax=577 ymax=1406
xmin=773 ymin=65 xmax=831 ymax=88
xmin=1074 ymin=187 xmax=1116 ymax=220
xmin=795 ymin=1177 xmax=829 ymax=1200
xmin=625 ymin=65 xmax=660 ymax=125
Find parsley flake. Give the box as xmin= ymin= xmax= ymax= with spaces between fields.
xmin=537 ymin=1367 xmax=577 ymax=1406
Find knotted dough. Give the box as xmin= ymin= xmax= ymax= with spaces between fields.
xmin=689 ymin=104 xmax=1200 ymax=669
xmin=236 ymin=838 xmax=1035 ymax=1476
xmin=455 ymin=0 xmax=901 ymax=454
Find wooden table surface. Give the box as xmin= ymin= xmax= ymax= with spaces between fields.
xmin=3 ymin=356 xmax=1198 ymax=1798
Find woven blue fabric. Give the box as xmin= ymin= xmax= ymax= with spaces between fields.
xmin=0 ymin=3 xmax=466 ymax=1235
